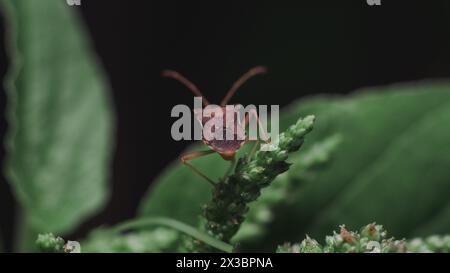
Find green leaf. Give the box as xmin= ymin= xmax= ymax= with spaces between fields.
xmin=81 ymin=217 xmax=233 ymax=253
xmin=138 ymin=147 xmax=231 ymax=226
xmin=82 ymin=228 xmax=183 ymax=253
xmin=1 ymin=0 xmax=114 ymax=235
xmin=139 ymin=81 xmax=450 ymax=250
xmin=270 ymin=82 xmax=450 ymax=248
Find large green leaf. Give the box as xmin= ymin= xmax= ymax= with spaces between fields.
xmin=139 ymin=81 xmax=450 ymax=250
xmin=265 ymin=82 xmax=450 ymax=249
xmin=138 ymin=146 xmax=231 ymax=226
xmin=1 ymin=0 xmax=114 ymax=234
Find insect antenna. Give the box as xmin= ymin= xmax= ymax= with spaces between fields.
xmin=162 ymin=70 xmax=210 ymax=106
xmin=220 ymin=66 xmax=267 ymax=107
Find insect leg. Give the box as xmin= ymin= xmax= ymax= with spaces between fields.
xmin=224 ymin=156 xmax=236 ymax=176
xmin=181 ymin=150 xmax=216 ymax=185
xmin=245 ymin=139 xmax=260 ymax=162
xmin=239 ymin=138 xmax=259 ymax=162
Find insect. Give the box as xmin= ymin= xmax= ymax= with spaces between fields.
xmin=162 ymin=66 xmax=269 ymax=184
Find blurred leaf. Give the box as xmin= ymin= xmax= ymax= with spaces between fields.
xmin=82 ymin=228 xmax=183 ymax=253
xmin=139 ymin=81 xmax=450 ymax=250
xmin=138 ymin=147 xmax=231 ymax=226
xmin=1 ymin=0 xmax=114 ymax=235
xmin=81 ymin=217 xmax=234 ymax=253
xmin=270 ymin=82 xmax=450 ymax=248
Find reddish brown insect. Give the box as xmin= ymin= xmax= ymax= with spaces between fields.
xmin=162 ymin=66 xmax=269 ymax=184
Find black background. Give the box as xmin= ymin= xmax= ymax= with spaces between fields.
xmin=1 ymin=0 xmax=450 ymax=252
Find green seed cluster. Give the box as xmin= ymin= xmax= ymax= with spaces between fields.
xmin=234 ymin=134 xmax=341 ymax=243
xmin=203 ymin=116 xmax=315 ymax=243
xmin=407 ymin=235 xmax=450 ymax=253
xmin=277 ymin=223 xmax=407 ymax=253
xmin=36 ymin=233 xmax=65 ymax=253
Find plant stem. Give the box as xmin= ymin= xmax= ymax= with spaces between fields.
xmin=111 ymin=217 xmax=233 ymax=253
xmin=202 ymin=116 xmax=315 ymax=244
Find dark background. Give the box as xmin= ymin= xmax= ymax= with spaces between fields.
xmin=1 ymin=0 xmax=450 ymax=252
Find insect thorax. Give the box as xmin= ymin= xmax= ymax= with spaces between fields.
xmin=198 ymin=106 xmax=246 ymax=153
